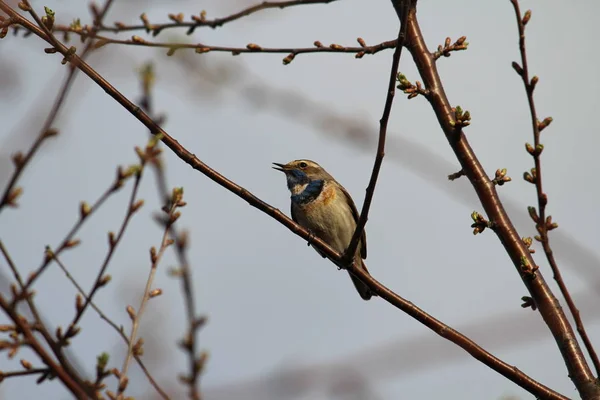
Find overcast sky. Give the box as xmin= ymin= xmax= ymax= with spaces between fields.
xmin=1 ymin=0 xmax=599 ymax=399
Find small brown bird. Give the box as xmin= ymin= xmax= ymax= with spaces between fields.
xmin=273 ymin=159 xmax=374 ymax=300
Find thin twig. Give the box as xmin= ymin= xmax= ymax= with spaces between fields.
xmin=70 ymin=0 xmax=339 ymax=36
xmin=0 ymin=294 xmax=92 ymax=399
xmin=0 ymin=368 xmax=50 ymax=379
xmin=63 ymin=166 xmax=145 ymax=341
xmin=136 ymin=66 xmax=201 ymax=398
xmin=22 ymin=169 xmax=132 ymax=294
xmin=0 ymin=240 xmax=24 ymax=288
xmin=173 ymin=229 xmax=203 ymax=400
xmin=510 ymin=0 xmax=600 ymax=377
xmin=345 ymin=1 xmax=410 ymax=263
xmin=85 ymin=33 xmax=396 ymax=62
xmin=119 ymin=207 xmax=174 ymax=385
xmin=0 ymin=243 xmax=89 ymax=393
xmin=52 ymin=254 xmax=170 ymax=400
xmin=0 ymin=0 xmax=114 ymax=215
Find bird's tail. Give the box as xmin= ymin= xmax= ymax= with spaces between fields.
xmin=348 ymin=253 xmax=376 ymax=301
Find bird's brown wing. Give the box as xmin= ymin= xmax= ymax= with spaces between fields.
xmin=338 ymin=184 xmax=367 ymax=260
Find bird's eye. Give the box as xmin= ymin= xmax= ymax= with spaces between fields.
xmin=299 ymin=162 xmax=307 ymax=168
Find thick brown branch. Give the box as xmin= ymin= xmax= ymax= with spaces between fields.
xmin=390 ymin=0 xmax=599 ymax=397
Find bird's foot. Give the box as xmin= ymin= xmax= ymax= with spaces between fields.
xmin=306 ymin=230 xmax=315 ymax=247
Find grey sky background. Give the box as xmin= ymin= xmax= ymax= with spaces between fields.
xmin=1 ymin=0 xmax=599 ymax=399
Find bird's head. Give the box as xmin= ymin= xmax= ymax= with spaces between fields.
xmin=273 ymin=159 xmax=330 ymax=192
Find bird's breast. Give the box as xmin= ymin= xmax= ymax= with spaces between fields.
xmin=293 ymin=183 xmax=355 ymax=253
xmin=320 ymin=183 xmax=337 ymax=205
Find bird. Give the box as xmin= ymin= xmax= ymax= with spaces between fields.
xmin=273 ymin=159 xmax=375 ymax=300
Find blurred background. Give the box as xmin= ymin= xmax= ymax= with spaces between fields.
xmin=1 ymin=0 xmax=599 ymax=399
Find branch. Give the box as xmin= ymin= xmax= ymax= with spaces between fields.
xmin=0 ymin=294 xmax=91 ymax=399
xmin=1 ymin=242 xmax=91 ymax=395
xmin=345 ymin=264 xmax=568 ymax=400
xmin=66 ymin=0 xmax=340 ymax=36
xmin=173 ymin=228 xmax=204 ymax=400
xmin=85 ymin=33 xmax=396 ymax=64
xmin=509 ymin=0 xmax=600 ymax=378
xmin=62 ymin=163 xmax=145 ymax=343
xmin=22 ymin=166 xmax=136 ymax=293
xmin=0 ymin=368 xmax=50 ymax=381
xmin=118 ymin=198 xmax=177 ymax=394
xmin=0 ymin=0 xmax=114 ymax=215
xmin=0 ymin=3 xmax=572 ymax=398
xmin=390 ymin=0 xmax=600 ymax=397
xmin=52 ymin=247 xmax=170 ymax=399
xmin=345 ymin=0 xmax=409 ymax=263
xmin=135 ymin=69 xmax=205 ymax=399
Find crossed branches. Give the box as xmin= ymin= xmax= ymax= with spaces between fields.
xmin=0 ymin=0 xmax=598 ymax=399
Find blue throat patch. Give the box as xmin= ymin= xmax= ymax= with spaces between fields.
xmin=286 ymin=169 xmax=309 ymax=190
xmin=291 ymin=179 xmax=324 ymax=204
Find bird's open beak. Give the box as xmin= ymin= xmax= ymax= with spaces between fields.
xmin=272 ymin=162 xmax=287 ymax=172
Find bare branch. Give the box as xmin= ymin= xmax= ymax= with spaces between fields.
xmin=173 ymin=228 xmax=205 ymax=400
xmin=52 ymin=252 xmax=170 ymax=400
xmin=510 ymin=0 xmax=600 ymax=377
xmin=67 ymin=0 xmax=340 ymax=36
xmin=62 ymin=164 xmax=145 ymax=345
xmin=389 ymin=0 xmax=600 ymax=396
xmin=0 ymin=0 xmax=114 ymax=215
xmin=0 ymin=294 xmax=92 ymax=398
xmin=79 ymin=33 xmax=396 ymax=63
xmin=119 ymin=195 xmax=177 ymax=392
xmin=346 ymin=2 xmax=409 ymax=262
xmin=22 ymin=167 xmax=135 ymax=293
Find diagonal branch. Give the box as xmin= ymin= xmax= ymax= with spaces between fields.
xmin=345 ymin=0 xmax=410 ymax=264
xmin=119 ymin=203 xmax=175 ymax=386
xmin=509 ymin=0 xmax=600 ymax=379
xmin=63 ymin=167 xmax=145 ymax=341
xmin=79 ymin=0 xmax=340 ymax=36
xmin=52 ymin=253 xmax=170 ymax=400
xmin=345 ymin=264 xmax=569 ymax=400
xmin=389 ymin=0 xmax=599 ymax=397
xmin=0 ymin=0 xmax=114 ymax=215
xmin=0 ymin=294 xmax=91 ymax=399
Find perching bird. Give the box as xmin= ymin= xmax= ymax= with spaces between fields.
xmin=273 ymin=159 xmax=374 ymax=300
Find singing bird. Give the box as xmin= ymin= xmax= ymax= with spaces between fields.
xmin=273 ymin=159 xmax=374 ymax=300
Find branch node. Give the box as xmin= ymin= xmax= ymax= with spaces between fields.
xmin=470 ymin=211 xmax=492 ymax=235
xmin=521 ymin=296 xmax=537 ymax=310
xmin=447 ymin=169 xmax=465 ymax=181
xmin=433 ymin=35 xmax=468 ymax=60
xmin=492 ymin=168 xmax=511 ymax=186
